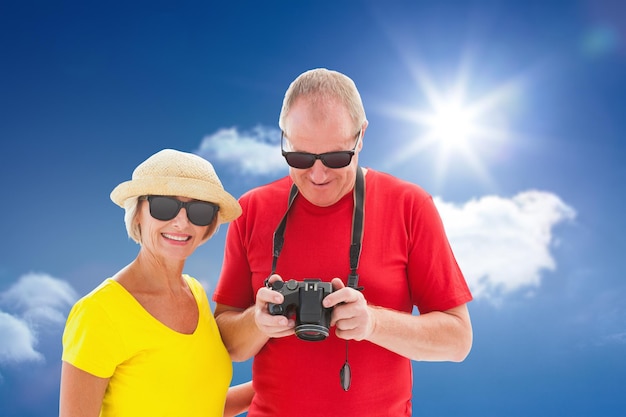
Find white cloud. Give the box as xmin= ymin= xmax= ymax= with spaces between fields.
xmin=195 ymin=125 xmax=286 ymax=176
xmin=435 ymin=190 xmax=576 ymax=304
xmin=0 ymin=273 xmax=78 ymax=365
xmin=0 ymin=311 xmax=43 ymax=364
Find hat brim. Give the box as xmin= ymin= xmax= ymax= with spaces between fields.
xmin=110 ymin=176 xmax=241 ymax=224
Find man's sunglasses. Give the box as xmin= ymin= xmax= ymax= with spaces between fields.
xmin=281 ymin=130 xmax=362 ymax=169
xmin=141 ymin=196 xmax=219 ymax=226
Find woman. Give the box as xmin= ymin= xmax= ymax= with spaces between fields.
xmin=60 ymin=149 xmax=253 ymax=417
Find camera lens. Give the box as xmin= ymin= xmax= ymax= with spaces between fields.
xmin=295 ymin=324 xmax=329 ymax=341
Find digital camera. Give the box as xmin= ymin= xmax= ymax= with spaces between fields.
xmin=268 ymin=279 xmax=334 ymax=341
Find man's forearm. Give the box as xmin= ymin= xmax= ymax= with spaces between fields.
xmin=215 ymin=306 xmax=270 ymax=362
xmin=366 ymin=304 xmax=473 ymax=362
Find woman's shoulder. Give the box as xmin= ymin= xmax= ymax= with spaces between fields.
xmin=77 ymin=278 xmax=121 ymax=304
xmin=69 ymin=278 xmax=136 ymax=320
xmin=182 ymin=275 xmax=203 ymax=292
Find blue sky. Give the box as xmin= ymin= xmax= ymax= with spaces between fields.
xmin=1 ymin=0 xmax=625 ymax=416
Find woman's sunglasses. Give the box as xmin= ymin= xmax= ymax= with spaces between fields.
xmin=281 ymin=130 xmax=362 ymax=169
xmin=141 ymin=196 xmax=219 ymax=226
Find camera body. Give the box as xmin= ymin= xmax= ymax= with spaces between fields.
xmin=268 ymin=279 xmax=334 ymax=341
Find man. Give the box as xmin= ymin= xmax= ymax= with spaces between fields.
xmin=213 ymin=68 xmax=473 ymax=416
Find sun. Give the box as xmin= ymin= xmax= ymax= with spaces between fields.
xmin=382 ymin=60 xmax=522 ymax=187
xmin=429 ymin=99 xmax=475 ymax=151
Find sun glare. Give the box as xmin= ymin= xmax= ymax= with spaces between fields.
xmin=382 ymin=59 xmax=522 ymax=187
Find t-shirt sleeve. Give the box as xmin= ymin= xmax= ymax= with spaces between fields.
xmin=212 ymin=206 xmax=256 ymax=309
xmin=62 ymin=296 xmax=125 ymax=378
xmin=408 ymin=195 xmax=473 ymax=313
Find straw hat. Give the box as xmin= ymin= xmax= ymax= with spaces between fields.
xmin=110 ymin=149 xmax=241 ymax=224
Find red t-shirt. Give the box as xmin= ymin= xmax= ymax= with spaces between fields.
xmin=213 ymin=169 xmax=472 ymax=416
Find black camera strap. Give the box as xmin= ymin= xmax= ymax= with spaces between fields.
xmin=348 ymin=166 xmax=365 ymax=290
xmin=269 ymin=166 xmax=365 ymax=290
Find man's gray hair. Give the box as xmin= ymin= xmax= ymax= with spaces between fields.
xmin=279 ymin=68 xmax=367 ymax=135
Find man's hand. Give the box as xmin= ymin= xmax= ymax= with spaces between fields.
xmin=323 ymin=278 xmax=376 ymax=341
xmin=254 ymin=274 xmax=296 ymax=338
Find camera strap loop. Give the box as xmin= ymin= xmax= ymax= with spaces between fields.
xmin=268 ymin=167 xmax=365 ymax=291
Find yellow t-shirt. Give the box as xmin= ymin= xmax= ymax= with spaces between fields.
xmin=62 ymin=275 xmax=232 ymax=417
